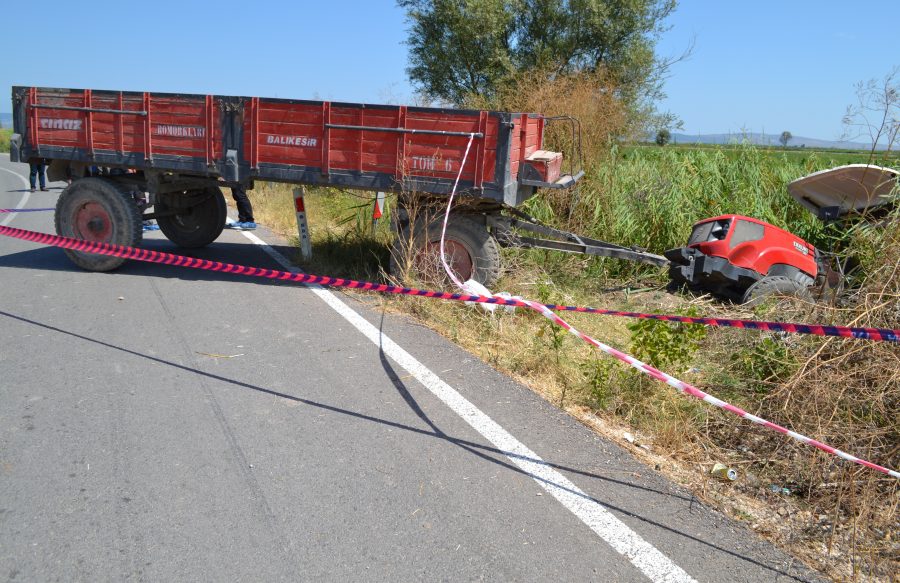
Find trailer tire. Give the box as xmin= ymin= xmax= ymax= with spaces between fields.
xmin=741 ymin=275 xmax=812 ymax=306
xmin=390 ymin=215 xmax=500 ymax=287
xmin=54 ymin=178 xmax=142 ymax=272
xmin=156 ymin=187 xmax=227 ymax=248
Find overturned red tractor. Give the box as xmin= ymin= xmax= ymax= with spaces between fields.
xmin=665 ymin=214 xmax=823 ymax=304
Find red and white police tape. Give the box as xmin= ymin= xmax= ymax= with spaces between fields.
xmin=4 ymin=209 xmax=896 ymax=343
xmin=0 ymin=207 xmax=56 ymax=213
xmin=1 ymin=216 xmax=897 ymax=478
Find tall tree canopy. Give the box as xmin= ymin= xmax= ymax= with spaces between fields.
xmin=398 ymin=0 xmax=678 ymax=128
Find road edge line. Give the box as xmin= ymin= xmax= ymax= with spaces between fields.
xmin=0 ymin=159 xmax=33 ymax=227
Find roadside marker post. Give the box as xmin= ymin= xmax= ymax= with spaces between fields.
xmin=372 ymin=191 xmax=386 ymax=232
xmin=293 ymin=187 xmax=312 ymax=260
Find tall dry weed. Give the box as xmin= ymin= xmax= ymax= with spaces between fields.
xmin=466 ymin=67 xmax=628 ymax=177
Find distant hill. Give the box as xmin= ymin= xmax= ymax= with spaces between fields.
xmin=669 ymin=131 xmax=887 ymax=151
xmin=0 ymin=113 xmax=11 ymax=129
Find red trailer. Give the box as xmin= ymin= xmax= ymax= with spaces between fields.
xmin=11 ymin=86 xmax=666 ymax=282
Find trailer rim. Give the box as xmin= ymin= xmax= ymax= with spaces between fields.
xmin=155 ymin=186 xmax=227 ymax=248
xmin=73 ymin=201 xmax=113 ymax=242
xmin=54 ymin=178 xmax=142 ymax=272
xmin=425 ymin=239 xmax=474 ymax=282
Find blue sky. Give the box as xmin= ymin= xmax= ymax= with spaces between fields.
xmin=655 ymin=1 xmax=898 ymax=141
xmin=3 ymin=1 xmax=897 ymax=141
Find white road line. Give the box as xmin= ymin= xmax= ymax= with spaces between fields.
xmin=0 ymin=161 xmax=32 ymax=227
xmin=235 ymin=222 xmax=696 ymax=583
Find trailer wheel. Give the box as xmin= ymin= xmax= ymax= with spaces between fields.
xmin=390 ymin=215 xmax=500 ymax=287
xmin=54 ymin=178 xmax=142 ymax=272
xmin=156 ymin=187 xmax=227 ymax=248
xmin=741 ymin=275 xmax=812 ymax=306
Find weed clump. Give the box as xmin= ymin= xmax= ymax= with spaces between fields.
xmin=727 ymin=213 xmax=899 ymax=579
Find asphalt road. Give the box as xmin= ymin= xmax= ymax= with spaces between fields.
xmin=0 ymin=154 xmax=821 ymax=582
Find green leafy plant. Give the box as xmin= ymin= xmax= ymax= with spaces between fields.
xmin=627 ymin=307 xmax=708 ymax=370
xmin=729 ymin=335 xmax=797 ymax=391
xmin=0 ymin=128 xmax=12 ymax=154
xmin=581 ymin=357 xmax=620 ymax=409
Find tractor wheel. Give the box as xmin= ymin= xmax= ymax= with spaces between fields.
xmin=390 ymin=215 xmax=501 ymax=287
xmin=54 ymin=178 xmax=142 ymax=272
xmin=156 ymin=186 xmax=227 ymax=248
xmin=741 ymin=275 xmax=813 ymax=306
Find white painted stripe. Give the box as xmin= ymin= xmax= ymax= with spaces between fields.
xmin=232 ymin=219 xmax=696 ymax=583
xmin=0 ymin=163 xmax=33 ymax=227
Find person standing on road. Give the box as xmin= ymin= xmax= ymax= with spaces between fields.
xmin=225 ymin=184 xmax=257 ymax=230
xmin=28 ymin=158 xmax=48 ymax=192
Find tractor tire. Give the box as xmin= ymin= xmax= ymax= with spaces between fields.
xmin=741 ymin=275 xmax=813 ymax=306
xmin=156 ymin=186 xmax=227 ymax=248
xmin=390 ymin=215 xmax=501 ymax=287
xmin=54 ymin=178 xmax=142 ymax=272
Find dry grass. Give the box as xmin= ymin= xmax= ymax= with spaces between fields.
xmin=489 ymin=67 xmax=628 ymax=167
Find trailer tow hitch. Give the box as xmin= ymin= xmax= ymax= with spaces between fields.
xmin=488 ymin=209 xmax=669 ymax=267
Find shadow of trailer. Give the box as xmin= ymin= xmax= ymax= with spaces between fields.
xmin=11 ymin=86 xmax=667 ymax=283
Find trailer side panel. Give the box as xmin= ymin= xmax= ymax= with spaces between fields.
xmin=13 ymin=86 xmax=553 ymax=206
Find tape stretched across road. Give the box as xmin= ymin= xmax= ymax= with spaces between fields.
xmin=0 ymin=207 xmax=56 ymax=213
xmin=546 ymin=306 xmax=899 ymax=343
xmin=4 ymin=208 xmax=896 ymax=343
xmin=2 ymin=207 xmax=896 ymax=343
xmin=0 ymin=221 xmax=897 ymax=479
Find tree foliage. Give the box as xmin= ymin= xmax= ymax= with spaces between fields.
xmin=655 ymin=128 xmax=671 ymax=145
xmin=398 ymin=0 xmax=679 ymax=130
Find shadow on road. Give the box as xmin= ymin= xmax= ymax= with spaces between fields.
xmin=0 ymin=308 xmax=816 ymax=582
xmin=370 ymin=310 xmax=814 ymax=582
xmin=0 ymin=239 xmax=305 ymax=287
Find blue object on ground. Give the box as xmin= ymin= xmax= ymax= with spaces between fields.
xmin=227 ymin=221 xmax=257 ymax=230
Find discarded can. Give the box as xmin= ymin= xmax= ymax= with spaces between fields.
xmin=710 ymin=463 xmax=738 ymax=481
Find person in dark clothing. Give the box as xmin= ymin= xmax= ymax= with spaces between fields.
xmin=225 ymin=184 xmax=257 ymax=230
xmin=29 ymin=159 xmax=48 ymax=192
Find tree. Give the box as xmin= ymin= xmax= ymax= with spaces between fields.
xmin=655 ymin=128 xmax=671 ymax=146
xmin=842 ymin=66 xmax=899 ymax=155
xmin=398 ymin=0 xmax=680 ymax=130
xmin=779 ymin=131 xmax=792 ymax=147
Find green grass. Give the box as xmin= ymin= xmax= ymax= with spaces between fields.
xmin=0 ymin=128 xmax=12 ymax=153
